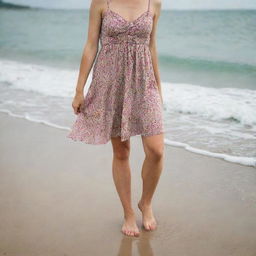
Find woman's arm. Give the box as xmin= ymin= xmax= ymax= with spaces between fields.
xmin=149 ymin=0 xmax=163 ymax=104
xmin=72 ymin=0 xmax=103 ymax=114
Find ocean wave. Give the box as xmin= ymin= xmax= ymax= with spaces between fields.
xmin=0 ymin=59 xmax=80 ymax=97
xmin=162 ymin=82 xmax=256 ymax=126
xmin=159 ymin=54 xmax=256 ymax=73
xmin=1 ymin=59 xmax=255 ymax=127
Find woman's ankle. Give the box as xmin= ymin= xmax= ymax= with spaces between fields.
xmin=138 ymin=199 xmax=152 ymax=208
xmin=123 ymin=208 xmax=135 ymax=218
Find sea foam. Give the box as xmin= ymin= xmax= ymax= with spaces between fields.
xmin=1 ymin=59 xmax=255 ymax=127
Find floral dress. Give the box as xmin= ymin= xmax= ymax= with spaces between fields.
xmin=67 ymin=0 xmax=164 ymax=144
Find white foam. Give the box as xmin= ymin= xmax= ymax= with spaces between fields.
xmin=196 ymin=125 xmax=256 ymax=139
xmin=162 ymin=82 xmax=256 ymax=126
xmin=0 ymin=59 xmax=92 ymax=98
xmin=1 ymin=59 xmax=256 ymax=126
xmin=0 ymin=109 xmax=70 ymax=130
xmin=164 ymin=138 xmax=256 ymax=167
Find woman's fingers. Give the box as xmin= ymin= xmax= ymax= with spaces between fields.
xmin=72 ymin=103 xmax=80 ymax=115
xmin=72 ymin=94 xmax=84 ymax=115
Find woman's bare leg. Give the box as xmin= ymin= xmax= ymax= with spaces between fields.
xmin=138 ymin=133 xmax=164 ymax=231
xmin=111 ymin=136 xmax=140 ymax=237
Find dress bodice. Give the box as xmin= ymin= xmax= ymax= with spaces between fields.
xmin=100 ymin=4 xmax=153 ymax=46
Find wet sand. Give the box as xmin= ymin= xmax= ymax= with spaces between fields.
xmin=0 ymin=112 xmax=256 ymax=256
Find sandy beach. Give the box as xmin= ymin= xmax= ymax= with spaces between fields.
xmin=0 ymin=112 xmax=256 ymax=256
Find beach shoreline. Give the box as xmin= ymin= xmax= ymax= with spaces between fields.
xmin=0 ymin=112 xmax=256 ymax=255
xmin=1 ymin=108 xmax=255 ymax=168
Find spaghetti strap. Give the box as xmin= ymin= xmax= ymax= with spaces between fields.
xmin=106 ymin=0 xmax=110 ymax=10
xmin=147 ymin=0 xmax=151 ymax=13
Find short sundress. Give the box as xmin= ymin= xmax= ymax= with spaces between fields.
xmin=67 ymin=0 xmax=164 ymax=144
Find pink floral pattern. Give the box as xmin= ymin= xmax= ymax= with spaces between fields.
xmin=67 ymin=0 xmax=164 ymax=144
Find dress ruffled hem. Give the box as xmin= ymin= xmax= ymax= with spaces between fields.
xmin=66 ymin=129 xmax=164 ymax=145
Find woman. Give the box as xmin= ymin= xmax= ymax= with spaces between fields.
xmin=67 ymin=0 xmax=164 ymax=237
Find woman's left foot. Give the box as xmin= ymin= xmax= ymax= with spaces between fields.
xmin=138 ymin=200 xmax=157 ymax=231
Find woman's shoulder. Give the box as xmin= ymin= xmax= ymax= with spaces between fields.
xmin=151 ymin=0 xmax=162 ymax=17
xmin=90 ymin=0 xmax=105 ymax=4
xmin=152 ymin=0 xmax=162 ymax=8
xmin=90 ymin=0 xmax=106 ymax=9
xmin=90 ymin=0 xmax=107 ymax=15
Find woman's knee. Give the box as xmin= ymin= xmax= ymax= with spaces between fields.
xmin=111 ymin=138 xmax=130 ymax=160
xmin=114 ymin=147 xmax=130 ymax=160
xmin=145 ymin=145 xmax=164 ymax=161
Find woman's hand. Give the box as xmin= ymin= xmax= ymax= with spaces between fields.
xmin=72 ymin=92 xmax=84 ymax=115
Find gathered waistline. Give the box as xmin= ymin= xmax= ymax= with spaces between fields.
xmin=101 ymin=42 xmax=149 ymax=46
xmin=100 ymin=35 xmax=150 ymax=47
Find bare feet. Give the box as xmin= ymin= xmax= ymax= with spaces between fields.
xmin=121 ymin=212 xmax=140 ymax=237
xmin=138 ymin=200 xmax=157 ymax=231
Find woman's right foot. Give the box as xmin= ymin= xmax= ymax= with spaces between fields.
xmin=121 ymin=212 xmax=140 ymax=237
xmin=138 ymin=200 xmax=157 ymax=231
